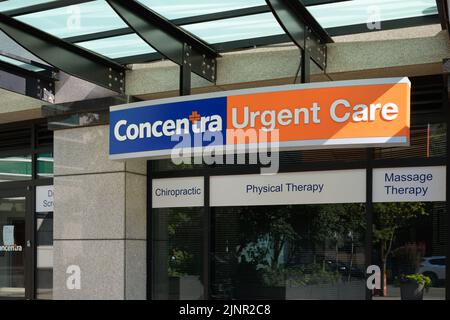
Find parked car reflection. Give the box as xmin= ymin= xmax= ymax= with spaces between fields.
xmin=419 ymin=256 xmax=446 ymax=286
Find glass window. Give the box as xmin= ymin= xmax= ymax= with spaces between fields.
xmin=0 ymin=155 xmax=32 ymax=183
xmin=374 ymin=123 xmax=446 ymax=160
xmin=183 ymin=13 xmax=284 ymax=44
xmin=0 ymin=197 xmax=26 ymax=298
xmin=15 ymin=0 xmax=127 ymax=39
xmin=36 ymin=212 xmax=53 ymax=300
xmin=0 ymin=0 xmax=58 ymax=12
xmin=153 ymin=207 xmax=205 ymax=300
xmin=37 ymin=153 xmax=54 ymax=179
xmin=0 ymin=54 xmax=45 ymax=73
xmin=76 ymin=34 xmax=155 ymax=59
xmin=307 ymin=0 xmax=437 ymax=29
xmin=373 ymin=202 xmax=447 ymax=300
xmin=138 ymin=0 xmax=266 ymax=20
xmin=212 ymin=204 xmax=366 ymax=300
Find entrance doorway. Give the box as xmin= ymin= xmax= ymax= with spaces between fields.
xmin=0 ymin=190 xmax=32 ymax=299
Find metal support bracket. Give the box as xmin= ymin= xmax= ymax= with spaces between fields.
xmin=106 ymin=0 xmax=218 ymax=84
xmin=0 ymin=52 xmax=58 ymax=102
xmin=180 ymin=43 xmax=192 ymax=96
xmin=0 ymin=12 xmax=126 ymax=93
xmin=266 ymin=0 xmax=331 ymax=71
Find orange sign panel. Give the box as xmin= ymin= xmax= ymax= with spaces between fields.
xmin=226 ymin=77 xmax=410 ymax=148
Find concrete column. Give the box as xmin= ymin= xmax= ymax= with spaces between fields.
xmin=52 ymin=125 xmax=147 ymax=300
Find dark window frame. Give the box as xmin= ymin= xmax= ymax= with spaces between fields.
xmin=0 ymin=119 xmax=54 ymax=300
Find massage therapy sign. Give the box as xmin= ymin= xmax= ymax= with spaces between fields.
xmin=109 ymin=77 xmax=410 ymax=159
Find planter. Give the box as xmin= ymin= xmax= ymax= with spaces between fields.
xmin=169 ymin=275 xmax=203 ymax=300
xmin=400 ymin=280 xmax=424 ymax=300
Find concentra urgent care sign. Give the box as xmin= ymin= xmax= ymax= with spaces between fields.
xmin=109 ymin=77 xmax=410 ymax=160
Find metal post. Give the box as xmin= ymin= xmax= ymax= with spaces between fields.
xmin=444 ymin=62 xmax=450 ymax=300
xmin=365 ymin=148 xmax=374 ymax=300
xmin=442 ymin=59 xmax=450 ymax=300
xmin=203 ymin=173 xmax=211 ymax=300
xmin=301 ymin=49 xmax=311 ymax=83
xmin=180 ymin=43 xmax=192 ymax=96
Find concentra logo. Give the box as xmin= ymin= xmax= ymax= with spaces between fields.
xmin=114 ymin=110 xmax=223 ymax=142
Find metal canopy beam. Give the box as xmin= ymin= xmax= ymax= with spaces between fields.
xmin=0 ymin=12 xmax=125 ymax=93
xmin=0 ymin=56 xmax=57 ymax=102
xmin=436 ymin=0 xmax=450 ymax=33
xmin=106 ymin=0 xmax=218 ymax=83
xmin=266 ymin=0 xmax=332 ymax=70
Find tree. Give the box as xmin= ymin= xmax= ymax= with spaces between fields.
xmin=237 ymin=205 xmax=299 ymax=272
xmin=373 ymin=202 xmax=427 ymax=295
xmin=313 ymin=204 xmax=365 ymax=280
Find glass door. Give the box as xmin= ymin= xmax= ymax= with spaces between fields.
xmin=0 ymin=190 xmax=32 ymax=299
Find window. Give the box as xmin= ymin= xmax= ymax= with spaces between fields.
xmin=37 ymin=153 xmax=54 ymax=179
xmin=36 ymin=212 xmax=53 ymax=300
xmin=212 ymin=204 xmax=366 ymax=300
xmin=152 ymin=207 xmax=205 ymax=300
xmin=373 ymin=202 xmax=447 ymax=299
xmin=0 ymin=155 xmax=32 ymax=183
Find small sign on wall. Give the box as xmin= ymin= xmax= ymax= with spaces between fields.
xmin=152 ymin=177 xmax=204 ymax=208
xmin=373 ymin=166 xmax=446 ymax=202
xmin=36 ymin=185 xmax=54 ymax=212
xmin=210 ymin=169 xmax=366 ymax=207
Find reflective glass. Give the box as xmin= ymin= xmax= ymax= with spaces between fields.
xmin=0 ymin=0 xmax=57 ymax=12
xmin=183 ymin=13 xmax=284 ymax=44
xmin=138 ymin=0 xmax=265 ymax=19
xmin=212 ymin=204 xmax=366 ymax=300
xmin=0 ymin=197 xmax=26 ymax=298
xmin=153 ymin=207 xmax=205 ymax=300
xmin=0 ymin=54 xmax=45 ymax=72
xmin=37 ymin=153 xmax=54 ymax=179
xmin=76 ymin=34 xmax=155 ymax=59
xmin=15 ymin=0 xmax=127 ymax=39
xmin=36 ymin=213 xmax=53 ymax=300
xmin=307 ymin=0 xmax=437 ymax=29
xmin=373 ymin=202 xmax=446 ymax=300
xmin=0 ymin=156 xmax=32 ymax=183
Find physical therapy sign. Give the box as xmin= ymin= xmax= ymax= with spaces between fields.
xmin=109 ymin=77 xmax=410 ymax=160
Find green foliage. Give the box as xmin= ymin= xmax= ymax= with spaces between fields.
xmin=261 ymin=264 xmax=341 ymax=287
xmin=373 ymin=202 xmax=428 ymax=273
xmin=373 ymin=202 xmax=427 ymax=244
xmin=168 ymin=249 xmax=193 ymax=277
xmin=237 ymin=205 xmax=300 ymax=270
xmin=312 ymin=203 xmax=365 ymax=246
xmin=166 ymin=209 xmax=200 ymax=277
xmin=402 ymin=274 xmax=432 ymax=289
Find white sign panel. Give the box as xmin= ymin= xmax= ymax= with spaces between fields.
xmin=373 ymin=166 xmax=446 ymax=202
xmin=2 ymin=226 xmax=14 ymax=246
xmin=210 ymin=170 xmax=366 ymax=207
xmin=152 ymin=177 xmax=204 ymax=208
xmin=36 ymin=185 xmax=54 ymax=212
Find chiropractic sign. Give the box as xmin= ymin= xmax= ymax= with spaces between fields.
xmin=152 ymin=177 xmax=204 ymax=208
xmin=210 ymin=170 xmax=366 ymax=206
xmin=373 ymin=166 xmax=446 ymax=202
xmin=110 ymin=77 xmax=410 ymax=160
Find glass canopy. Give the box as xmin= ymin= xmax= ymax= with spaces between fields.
xmin=0 ymin=0 xmax=440 ymax=64
xmin=0 ymin=53 xmax=45 ymax=72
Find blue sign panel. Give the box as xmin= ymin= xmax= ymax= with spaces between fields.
xmin=110 ymin=97 xmax=227 ymax=158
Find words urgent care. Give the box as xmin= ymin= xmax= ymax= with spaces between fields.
xmin=232 ymin=99 xmax=400 ymax=132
